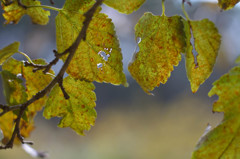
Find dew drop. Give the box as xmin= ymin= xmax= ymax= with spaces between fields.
xmin=97 ymin=63 xmax=103 ymax=69
xmin=98 ymin=51 xmax=110 ymax=61
xmin=17 ymin=73 xmax=22 ymax=78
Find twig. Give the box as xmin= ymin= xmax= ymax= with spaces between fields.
xmin=0 ymin=0 xmax=103 ymax=149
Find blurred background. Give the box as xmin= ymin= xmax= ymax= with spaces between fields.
xmin=0 ymin=0 xmax=239 ymax=158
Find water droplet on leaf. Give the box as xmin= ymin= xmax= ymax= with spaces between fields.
xmin=97 ymin=63 xmax=103 ymax=69
xmin=98 ymin=51 xmax=110 ymax=61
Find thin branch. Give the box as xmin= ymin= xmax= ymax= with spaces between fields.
xmin=0 ymin=0 xmax=103 ymax=149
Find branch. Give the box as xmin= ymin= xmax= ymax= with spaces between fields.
xmin=0 ymin=0 xmax=104 ymax=149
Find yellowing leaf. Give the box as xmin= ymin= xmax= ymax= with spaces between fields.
xmin=128 ymin=12 xmax=186 ymax=93
xmin=192 ymin=66 xmax=240 ymax=159
xmin=185 ymin=19 xmax=221 ymax=93
xmin=56 ymin=0 xmax=127 ymax=86
xmin=0 ymin=42 xmax=20 ymax=65
xmin=2 ymin=0 xmax=50 ymax=25
xmin=43 ymin=76 xmax=97 ymax=135
xmin=104 ymin=0 xmax=146 ymax=14
xmin=0 ymin=70 xmax=27 ymax=105
xmin=218 ymin=0 xmax=240 ymax=10
xmin=2 ymin=58 xmax=54 ymax=116
xmin=0 ymin=112 xmax=34 ymax=145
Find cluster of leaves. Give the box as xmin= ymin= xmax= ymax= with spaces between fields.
xmin=0 ymin=0 xmax=240 ymax=158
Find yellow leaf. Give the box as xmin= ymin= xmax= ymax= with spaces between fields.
xmin=2 ymin=0 xmax=50 ymax=25
xmin=0 ymin=112 xmax=34 ymax=145
xmin=218 ymin=0 xmax=240 ymax=10
xmin=2 ymin=58 xmax=54 ymax=116
xmin=128 ymin=12 xmax=186 ymax=94
xmin=184 ymin=19 xmax=221 ymax=93
xmin=104 ymin=0 xmax=146 ymax=14
xmin=43 ymin=76 xmax=96 ymax=135
xmin=0 ymin=42 xmax=20 ymax=65
xmin=192 ymin=66 xmax=240 ymax=159
xmin=56 ymin=0 xmax=127 ymax=86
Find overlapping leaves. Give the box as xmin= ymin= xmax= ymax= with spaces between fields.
xmin=192 ymin=66 xmax=240 ymax=159
xmin=129 ymin=11 xmax=221 ymax=93
xmin=2 ymin=0 xmax=50 ymax=25
xmin=43 ymin=76 xmax=97 ymax=135
xmin=0 ymin=58 xmax=53 ymax=144
xmin=56 ymin=0 xmax=127 ymax=86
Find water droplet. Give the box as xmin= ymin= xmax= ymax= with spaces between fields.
xmin=17 ymin=73 xmax=22 ymax=78
xmin=98 ymin=51 xmax=110 ymax=61
xmin=97 ymin=63 xmax=103 ymax=69
xmin=8 ymin=79 xmax=13 ymax=83
xmin=136 ymin=37 xmax=141 ymax=44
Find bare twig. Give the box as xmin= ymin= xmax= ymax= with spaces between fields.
xmin=0 ymin=0 xmax=103 ymax=149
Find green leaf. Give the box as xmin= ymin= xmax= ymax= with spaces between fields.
xmin=0 ymin=70 xmax=27 ymax=106
xmin=56 ymin=0 xmax=127 ymax=86
xmin=0 ymin=42 xmax=20 ymax=65
xmin=103 ymin=0 xmax=146 ymax=14
xmin=2 ymin=0 xmax=50 ymax=25
xmin=184 ymin=19 xmax=221 ymax=93
xmin=128 ymin=12 xmax=186 ymax=94
xmin=43 ymin=76 xmax=97 ymax=135
xmin=218 ymin=0 xmax=240 ymax=10
xmin=2 ymin=58 xmax=54 ymax=115
xmin=192 ymin=66 xmax=240 ymax=159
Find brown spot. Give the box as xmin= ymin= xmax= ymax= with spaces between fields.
xmin=81 ymin=105 xmax=85 ymax=109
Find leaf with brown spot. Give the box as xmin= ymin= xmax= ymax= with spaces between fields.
xmin=56 ymin=0 xmax=127 ymax=86
xmin=218 ymin=0 xmax=240 ymax=10
xmin=128 ymin=12 xmax=186 ymax=94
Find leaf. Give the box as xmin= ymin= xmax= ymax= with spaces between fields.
xmin=103 ymin=0 xmax=146 ymax=14
xmin=2 ymin=58 xmax=54 ymax=116
xmin=184 ymin=19 xmax=221 ymax=93
xmin=56 ymin=0 xmax=127 ymax=86
xmin=0 ymin=112 xmax=34 ymax=145
xmin=218 ymin=0 xmax=240 ymax=10
xmin=0 ymin=70 xmax=27 ymax=106
xmin=2 ymin=0 xmax=50 ymax=25
xmin=192 ymin=66 xmax=240 ymax=159
xmin=235 ymin=55 xmax=240 ymax=64
xmin=128 ymin=12 xmax=186 ymax=94
xmin=0 ymin=42 xmax=20 ymax=65
xmin=43 ymin=76 xmax=97 ymax=135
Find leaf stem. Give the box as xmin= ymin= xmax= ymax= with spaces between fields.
xmin=18 ymin=52 xmax=34 ymax=64
xmin=27 ymin=5 xmax=61 ymax=11
xmin=182 ymin=0 xmax=190 ymax=20
xmin=161 ymin=0 xmax=165 ymax=16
